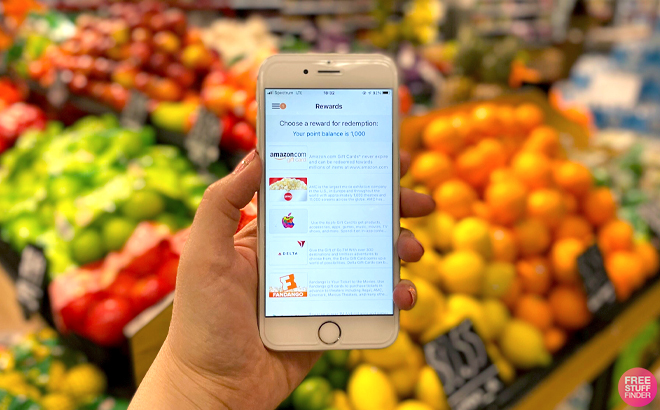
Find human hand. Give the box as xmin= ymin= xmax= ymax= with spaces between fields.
xmin=129 ymin=150 xmax=435 ymax=410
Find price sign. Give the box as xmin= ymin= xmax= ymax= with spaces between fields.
xmin=47 ymin=71 xmax=69 ymax=108
xmin=185 ymin=108 xmax=221 ymax=169
xmin=424 ymin=320 xmax=503 ymax=410
xmin=15 ymin=245 xmax=48 ymax=319
xmin=121 ymin=90 xmax=149 ymax=130
xmin=577 ymin=244 xmax=616 ymax=316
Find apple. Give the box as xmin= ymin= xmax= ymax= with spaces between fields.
xmin=111 ymin=62 xmax=138 ymax=89
xmin=130 ymin=276 xmax=168 ymax=316
xmin=202 ymin=70 xmax=228 ymax=88
xmin=110 ymin=20 xmax=130 ymax=46
xmin=165 ymin=63 xmax=195 ymax=88
xmin=134 ymin=72 xmax=151 ymax=91
xmin=164 ymin=9 xmax=187 ymax=35
xmin=84 ymin=297 xmax=135 ymax=346
xmin=131 ymin=27 xmax=152 ymax=44
xmin=180 ymin=44 xmax=212 ymax=70
xmin=201 ymin=84 xmax=234 ymax=115
xmin=149 ymin=78 xmax=182 ymax=101
xmin=69 ymin=73 xmax=88 ymax=94
xmin=91 ymin=57 xmax=112 ymax=80
xmin=127 ymin=42 xmax=152 ymax=67
xmin=149 ymin=14 xmax=167 ymax=33
xmin=109 ymin=84 xmax=129 ymax=110
xmin=148 ymin=52 xmax=171 ymax=76
xmin=184 ymin=27 xmax=204 ymax=46
xmin=227 ymin=121 xmax=257 ymax=151
xmin=153 ymin=31 xmax=180 ymax=55
xmin=61 ymin=39 xmax=82 ymax=55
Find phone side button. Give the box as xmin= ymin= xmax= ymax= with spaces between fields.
xmin=318 ymin=321 xmax=341 ymax=345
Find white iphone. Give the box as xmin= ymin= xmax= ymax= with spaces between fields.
xmin=257 ymin=54 xmax=400 ymax=351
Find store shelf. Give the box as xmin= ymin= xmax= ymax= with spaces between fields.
xmin=509 ymin=277 xmax=660 ymax=410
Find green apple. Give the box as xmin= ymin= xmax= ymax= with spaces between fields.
xmin=102 ymin=217 xmax=137 ymax=252
xmin=121 ymin=190 xmax=165 ymax=220
xmin=71 ymin=229 xmax=105 ymax=265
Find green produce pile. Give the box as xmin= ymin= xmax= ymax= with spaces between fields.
xmin=0 ymin=328 xmax=129 ymax=410
xmin=0 ymin=114 xmax=213 ymax=277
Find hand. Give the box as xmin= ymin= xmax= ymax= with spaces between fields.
xmin=129 ymin=150 xmax=435 ymax=410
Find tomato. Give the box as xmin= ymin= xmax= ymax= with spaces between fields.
xmin=84 ymin=297 xmax=135 ymax=346
xmin=130 ymin=276 xmax=168 ymax=313
xmin=107 ymin=272 xmax=138 ymax=297
xmin=223 ymin=121 xmax=256 ymax=152
xmin=124 ymin=242 xmax=166 ymax=277
xmin=60 ymin=292 xmax=104 ymax=333
xmin=157 ymin=257 xmax=179 ymax=291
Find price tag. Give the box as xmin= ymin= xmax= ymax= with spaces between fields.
xmin=424 ymin=320 xmax=503 ymax=410
xmin=15 ymin=245 xmax=48 ymax=319
xmin=120 ymin=90 xmax=149 ymax=129
xmin=577 ymin=244 xmax=616 ymax=316
xmin=638 ymin=202 xmax=660 ymax=236
xmin=185 ymin=108 xmax=221 ymax=169
xmin=47 ymin=71 xmax=69 ymax=108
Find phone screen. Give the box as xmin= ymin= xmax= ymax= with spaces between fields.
xmin=264 ymin=89 xmax=395 ymax=317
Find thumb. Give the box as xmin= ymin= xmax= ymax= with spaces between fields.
xmin=189 ymin=150 xmax=261 ymax=252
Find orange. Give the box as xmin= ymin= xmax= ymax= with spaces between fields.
xmin=550 ymin=238 xmax=585 ymax=285
xmin=501 ymin=135 xmax=523 ymax=162
xmin=516 ymin=257 xmax=553 ymax=295
xmin=450 ymin=112 xmax=475 ymax=143
xmin=553 ymin=161 xmax=593 ymax=198
xmin=635 ymin=240 xmax=659 ymax=278
xmin=485 ymin=180 xmax=528 ymax=226
xmin=564 ymin=193 xmax=578 ymax=214
xmin=410 ymin=151 xmax=454 ymax=189
xmin=455 ymin=146 xmax=489 ymax=188
xmin=491 ymin=226 xmax=518 ymax=263
xmin=515 ymin=103 xmax=544 ymax=132
xmin=511 ymin=152 xmax=553 ymax=191
xmin=555 ymin=215 xmax=594 ymax=245
xmin=514 ymin=218 xmax=551 ymax=257
xmin=598 ymin=220 xmax=634 ymax=255
xmin=548 ymin=286 xmax=592 ymax=330
xmin=423 ymin=116 xmax=463 ymax=156
xmin=477 ymin=138 xmax=507 ymax=173
xmin=501 ymin=277 xmax=523 ymax=310
xmin=490 ymin=168 xmax=518 ymax=184
xmin=472 ymin=103 xmax=499 ymax=136
xmin=606 ymin=251 xmax=645 ymax=300
xmin=522 ymin=126 xmax=561 ymax=158
xmin=582 ymin=188 xmax=616 ymax=227
xmin=527 ymin=189 xmax=566 ymax=229
xmin=472 ymin=201 xmax=492 ymax=222
xmin=544 ymin=327 xmax=567 ymax=353
xmin=433 ymin=179 xmax=477 ymax=220
xmin=514 ymin=294 xmax=554 ymax=332
xmin=497 ymin=105 xmax=519 ymax=136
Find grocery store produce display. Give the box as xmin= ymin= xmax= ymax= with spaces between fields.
xmin=0 ymin=328 xmax=129 ymax=410
xmin=0 ymin=79 xmax=47 ymax=153
xmin=0 ymin=114 xmax=211 ymax=277
xmin=15 ymin=2 xmax=260 ymax=152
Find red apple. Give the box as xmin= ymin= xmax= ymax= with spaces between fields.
xmin=149 ymin=14 xmax=167 ymax=33
xmin=165 ymin=63 xmax=195 ymax=88
xmin=202 ymin=70 xmax=227 ymax=88
xmin=164 ymin=9 xmax=187 ymax=36
xmin=130 ymin=276 xmax=168 ymax=313
xmin=70 ymin=73 xmax=89 ymax=94
xmin=226 ymin=121 xmax=257 ymax=151
xmin=91 ymin=57 xmax=112 ymax=80
xmin=180 ymin=44 xmax=212 ymax=70
xmin=148 ymin=52 xmax=171 ymax=76
xmin=111 ymin=62 xmax=138 ymax=89
xmin=134 ymin=72 xmax=151 ymax=91
xmin=84 ymin=297 xmax=135 ymax=346
xmin=109 ymin=84 xmax=129 ymax=110
xmin=131 ymin=27 xmax=152 ymax=44
xmin=184 ymin=27 xmax=204 ymax=46
xmin=149 ymin=78 xmax=182 ymax=101
xmin=153 ymin=31 xmax=180 ymax=55
xmin=128 ymin=42 xmax=152 ymax=67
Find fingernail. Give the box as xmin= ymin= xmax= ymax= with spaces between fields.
xmin=408 ymin=286 xmax=417 ymax=308
xmin=234 ymin=150 xmax=257 ymax=174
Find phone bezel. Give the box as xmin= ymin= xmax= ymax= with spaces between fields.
xmin=257 ymin=54 xmax=401 ymax=351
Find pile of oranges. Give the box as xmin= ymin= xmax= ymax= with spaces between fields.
xmin=403 ymin=101 xmax=660 ymax=366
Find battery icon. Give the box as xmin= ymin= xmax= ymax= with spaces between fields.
xmin=383 ymin=91 xmax=389 ymax=94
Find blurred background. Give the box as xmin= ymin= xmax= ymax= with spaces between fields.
xmin=1 ymin=0 xmax=660 ymax=409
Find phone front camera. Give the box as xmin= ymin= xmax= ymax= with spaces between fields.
xmin=303 ymin=69 xmax=309 ymax=74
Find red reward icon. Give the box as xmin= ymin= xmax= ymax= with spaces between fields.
xmin=284 ymin=192 xmax=292 ymax=201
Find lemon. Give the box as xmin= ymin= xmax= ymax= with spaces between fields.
xmin=482 ymin=262 xmax=515 ymax=297
xmin=397 ymin=400 xmax=436 ymax=410
xmin=499 ymin=320 xmax=552 ymax=369
xmin=412 ymin=227 xmax=435 ymax=252
xmin=332 ymin=390 xmax=354 ymax=410
xmin=452 ymin=217 xmax=493 ymax=259
xmin=400 ymin=266 xmax=415 ymax=282
xmin=419 ymin=309 xmax=463 ymax=344
xmin=494 ymin=358 xmax=516 ymax=384
xmin=41 ymin=393 xmax=76 ymax=410
xmin=415 ymin=366 xmax=449 ymax=410
xmin=445 ymin=294 xmax=490 ymax=340
xmin=400 ymin=278 xmax=444 ymax=334
xmin=61 ymin=363 xmax=107 ymax=404
xmin=362 ymin=330 xmax=414 ymax=370
xmin=441 ymin=251 xmax=485 ymax=295
xmin=429 ymin=212 xmax=455 ymax=251
xmin=406 ymin=250 xmax=443 ymax=286
xmin=387 ymin=345 xmax=425 ymax=398
xmin=348 ymin=365 xmax=397 ymax=410
xmin=481 ymin=298 xmax=510 ymax=341
xmin=485 ymin=343 xmax=503 ymax=362
xmin=47 ymin=360 xmax=67 ymax=392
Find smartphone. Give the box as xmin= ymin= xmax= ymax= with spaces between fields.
xmin=257 ymin=54 xmax=400 ymax=350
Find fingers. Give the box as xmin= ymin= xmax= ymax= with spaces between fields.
xmin=401 ymin=187 xmax=435 ymax=218
xmin=189 ymin=150 xmax=262 ymax=252
xmin=398 ymin=228 xmax=423 ymax=262
xmin=394 ymin=280 xmax=417 ymax=310
xmin=400 ymin=150 xmax=411 ymax=177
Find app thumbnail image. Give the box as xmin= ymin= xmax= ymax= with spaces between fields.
xmin=269 ymin=272 xmax=308 ymax=298
xmin=270 ymin=208 xmax=308 ymax=233
xmin=269 ymin=177 xmax=308 ymax=202
xmin=269 ymin=238 xmax=308 ymax=265
xmin=267 ymin=146 xmax=308 ymax=170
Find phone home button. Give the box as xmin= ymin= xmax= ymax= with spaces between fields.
xmin=318 ymin=321 xmax=341 ymax=345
